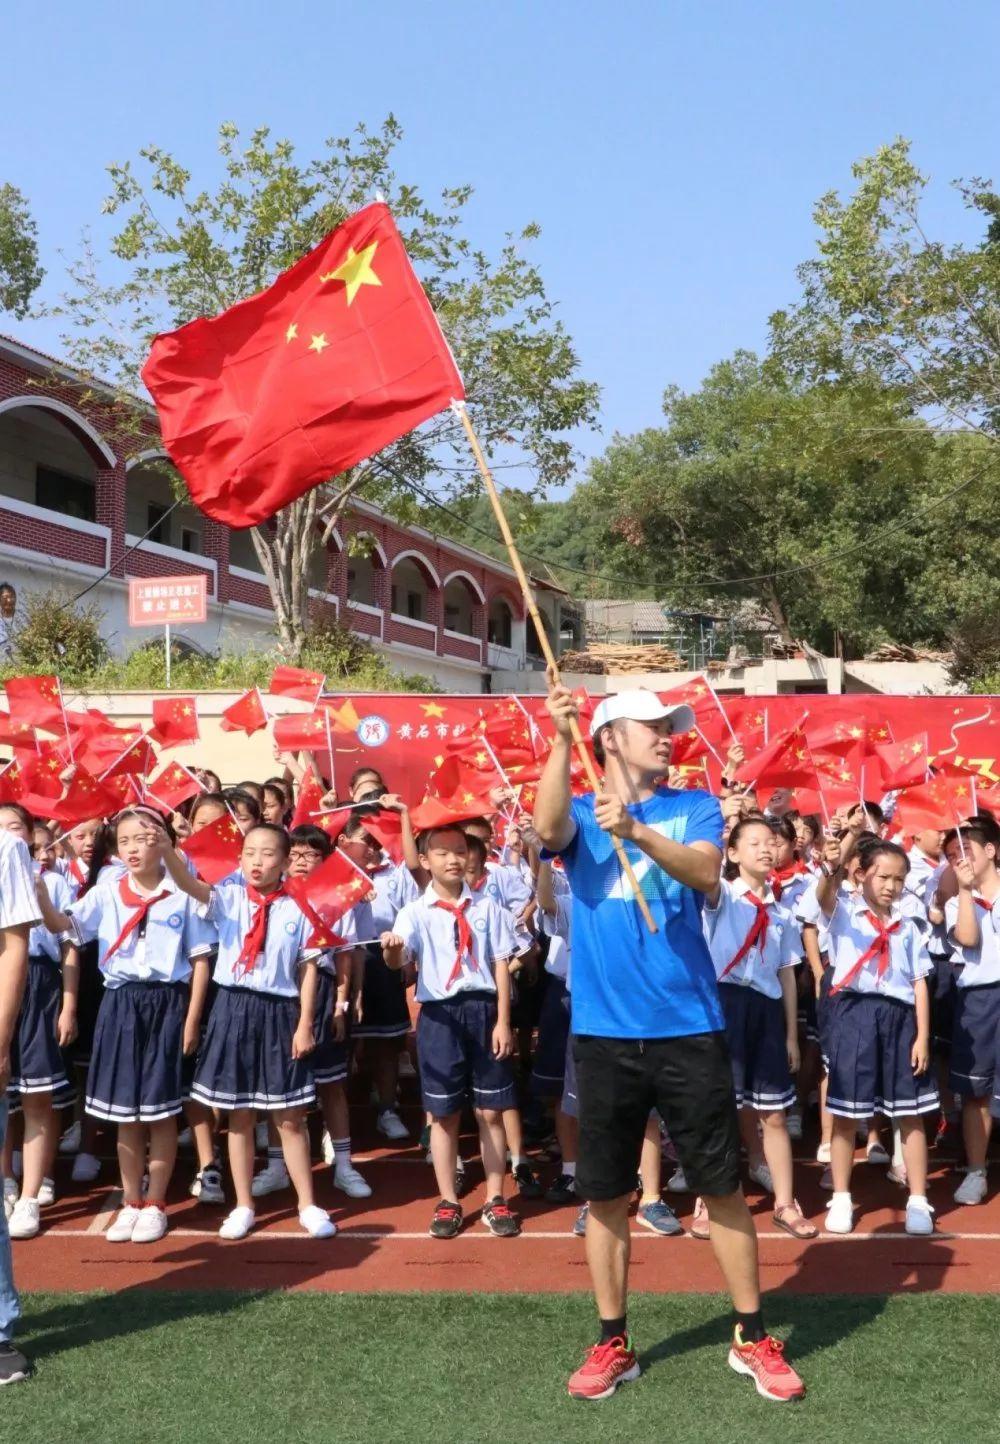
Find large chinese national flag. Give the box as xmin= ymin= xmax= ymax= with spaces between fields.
xmin=141 ymin=202 xmax=465 ymax=526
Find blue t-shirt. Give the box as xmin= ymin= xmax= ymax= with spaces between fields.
xmin=554 ymin=790 xmax=725 ymax=1040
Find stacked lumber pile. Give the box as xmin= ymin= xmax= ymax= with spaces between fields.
xmin=865 ymin=643 xmax=952 ymax=664
xmin=559 ymin=643 xmax=684 ymax=674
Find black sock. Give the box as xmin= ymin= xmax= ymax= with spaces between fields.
xmin=599 ymin=1315 xmax=627 ymax=1344
xmin=734 ymin=1309 xmax=765 ymax=1344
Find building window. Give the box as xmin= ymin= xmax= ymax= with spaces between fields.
xmin=181 ymin=527 xmax=200 ymax=553
xmin=147 ymin=502 xmax=171 ymax=544
xmin=35 ymin=466 xmax=96 ymax=523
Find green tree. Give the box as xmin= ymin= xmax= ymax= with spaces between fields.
xmin=0 ymin=183 xmax=44 ymax=319
xmin=56 ymin=118 xmax=599 ymax=658
xmin=568 ymin=352 xmax=979 ymax=655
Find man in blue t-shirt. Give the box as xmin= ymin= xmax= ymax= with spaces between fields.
xmin=534 ymin=683 xmax=804 ymax=1405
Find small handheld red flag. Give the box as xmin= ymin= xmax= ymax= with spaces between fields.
xmin=180 ymin=813 xmax=244 ymax=884
xmin=269 ymin=667 xmax=325 ymax=704
xmin=145 ymin=760 xmax=204 ymax=813
xmin=5 ymin=676 xmax=64 ymax=735
xmin=149 ymin=697 xmax=199 ymax=748
xmin=220 ymin=687 xmax=268 ymax=736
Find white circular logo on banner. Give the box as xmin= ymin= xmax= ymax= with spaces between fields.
xmin=357 ymin=715 xmax=390 ymax=748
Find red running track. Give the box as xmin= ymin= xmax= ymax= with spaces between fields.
xmin=10 ymin=1126 xmax=1000 ymax=1296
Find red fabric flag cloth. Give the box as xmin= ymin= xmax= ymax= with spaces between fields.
xmin=5 ymin=676 xmax=64 ymax=734
xmin=0 ymin=711 xmax=37 ymax=748
xmin=180 ymin=813 xmax=244 ymax=884
xmin=96 ymin=735 xmax=157 ymax=782
xmin=48 ymin=768 xmax=120 ymax=826
xmin=894 ymin=776 xmax=975 ymax=833
xmin=0 ymin=759 xmax=23 ymax=805
xmin=364 ymin=810 xmax=405 ymax=865
xmin=269 ymin=666 xmax=326 ymax=704
xmin=16 ymin=743 xmax=67 ymax=801
xmin=220 ymin=687 xmax=268 ymax=736
xmin=284 ymin=846 xmax=375 ymax=948
xmin=873 ymin=734 xmax=930 ymax=791
xmin=732 ymin=726 xmax=817 ymax=791
xmin=148 ymin=697 xmax=199 ymax=748
xmin=141 ymin=202 xmax=464 ymax=527
xmin=289 ymin=775 xmax=353 ymax=839
xmin=145 ymin=760 xmax=203 ymax=814
xmin=274 ymin=710 xmax=331 ymax=752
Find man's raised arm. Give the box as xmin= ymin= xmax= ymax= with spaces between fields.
xmin=532 ymin=681 xmax=578 ymax=854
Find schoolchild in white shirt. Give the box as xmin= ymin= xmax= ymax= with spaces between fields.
xmin=2 ymin=806 xmax=78 ymax=1240
xmin=943 ymin=823 xmax=1000 ymax=1206
xmin=161 ymin=823 xmax=336 ymax=1242
xmin=37 ymin=808 xmax=214 ymax=1245
xmin=702 ymin=817 xmax=817 ymax=1241
xmin=816 ymin=828 xmax=937 ymax=1236
xmin=382 ymin=824 xmax=521 ymax=1241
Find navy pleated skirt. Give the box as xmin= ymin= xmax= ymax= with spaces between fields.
xmin=9 ymin=958 xmax=73 ymax=1101
xmin=718 ymin=982 xmax=796 ymax=1112
xmin=353 ymin=943 xmax=410 ymax=1039
xmin=826 ymin=991 xmax=939 ymax=1120
xmin=190 ymin=986 xmax=315 ymax=1112
xmin=86 ymin=980 xmax=187 ymax=1123
xmin=310 ymin=970 xmax=348 ymax=1087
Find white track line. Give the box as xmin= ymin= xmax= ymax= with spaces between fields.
xmin=24 ymin=1227 xmax=1000 ymax=1243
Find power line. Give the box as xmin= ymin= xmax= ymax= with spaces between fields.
xmin=64 ymin=500 xmax=183 ymax=609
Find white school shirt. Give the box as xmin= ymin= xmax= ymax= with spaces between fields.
xmin=366 ymin=860 xmax=420 ymax=934
xmin=30 ymin=869 xmax=72 ymax=963
xmin=540 ymin=893 xmax=571 ymax=985
xmin=202 ymin=877 xmax=320 ymax=998
xmin=316 ymin=906 xmax=359 ymax=977
xmin=0 ymin=830 xmax=42 ymax=933
xmin=482 ymin=860 xmax=533 ymax=917
xmin=824 ymin=893 xmax=934 ymax=1004
xmin=771 ymin=869 xmax=812 ymax=917
xmin=906 ymin=848 xmax=941 ymax=901
xmin=68 ymin=873 xmax=215 ymax=988
xmin=394 ymin=882 xmax=519 ymax=1003
xmin=944 ymin=893 xmax=1000 ymax=988
xmin=702 ymin=878 xmax=800 ymax=1000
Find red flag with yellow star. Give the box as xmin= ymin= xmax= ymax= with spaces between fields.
xmin=141 ymin=202 xmax=465 ymax=527
xmin=149 ymin=696 xmax=199 ymax=748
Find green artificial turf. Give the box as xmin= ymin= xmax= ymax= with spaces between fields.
xmin=4 ymin=1290 xmax=994 ymax=1443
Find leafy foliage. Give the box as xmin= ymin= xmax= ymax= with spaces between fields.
xmin=7 ymin=590 xmax=109 ymax=677
xmin=0 ymin=182 xmax=44 ymax=319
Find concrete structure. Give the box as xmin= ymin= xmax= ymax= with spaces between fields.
xmin=0 ymin=332 xmax=583 ymax=693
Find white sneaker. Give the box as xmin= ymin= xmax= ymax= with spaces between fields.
xmin=905 ymin=1197 xmax=935 ymax=1236
xmin=376 ymin=1109 xmax=409 ymax=1142
xmin=37 ymin=1177 xmax=55 ymax=1207
xmin=8 ymin=1198 xmax=40 ymax=1239
xmin=72 ymin=1151 xmax=101 ymax=1184
xmin=825 ymin=1194 xmax=855 ymax=1234
xmin=251 ymin=1158 xmax=290 ymax=1198
xmin=815 ymin=1142 xmax=831 ymax=1164
xmin=747 ymin=1161 xmax=774 ymax=1194
xmin=131 ymin=1205 xmax=169 ymax=1243
xmin=333 ymin=1161 xmax=372 ymax=1198
xmin=11 ymin=1150 xmax=21 ymax=1180
xmin=190 ymin=1165 xmax=226 ymax=1205
xmin=954 ymin=1168 xmax=988 ymax=1206
xmin=786 ymin=1108 xmax=803 ymax=1140
xmin=321 ymin=1129 xmax=335 ymax=1166
xmin=866 ymin=1140 xmax=891 ymax=1165
xmin=299 ymin=1204 xmax=336 ymax=1238
xmin=219 ymin=1205 xmax=255 ymax=1240
xmin=254 ymin=1121 xmax=269 ymax=1151
xmin=106 ymin=1205 xmax=142 ymax=1242
xmin=58 ymin=1120 xmax=81 ymax=1154
xmin=666 ymin=1166 xmax=689 ymax=1193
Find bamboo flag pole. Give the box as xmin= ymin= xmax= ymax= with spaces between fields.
xmin=453 ymin=401 xmax=657 ymax=934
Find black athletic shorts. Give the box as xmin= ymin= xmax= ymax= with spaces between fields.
xmin=573 ymin=1031 xmax=741 ymax=1202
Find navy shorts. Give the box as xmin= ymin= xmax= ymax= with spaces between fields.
xmin=826 ymin=992 xmax=939 ymax=1120
xmin=353 ymin=943 xmax=410 ymax=1040
xmin=718 ymin=983 xmax=795 ymax=1112
xmin=310 ymin=969 xmax=349 ymax=1087
xmin=816 ymin=967 xmax=834 ymax=1063
xmin=530 ymin=975 xmax=570 ymax=1100
xmin=931 ymin=955 xmax=956 ymax=1054
xmin=797 ymin=965 xmax=819 ymax=1044
xmin=949 ymin=982 xmax=1000 ymax=1098
xmin=417 ymin=991 xmax=517 ymax=1117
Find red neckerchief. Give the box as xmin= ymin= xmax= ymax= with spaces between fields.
xmin=103 ymin=875 xmax=170 ymax=962
xmin=236 ymin=883 xmax=286 ymax=978
xmin=469 ymin=874 xmax=488 ymax=892
xmin=432 ymin=895 xmax=478 ymax=989
xmin=718 ymin=890 xmax=770 ymax=980
xmin=975 ymin=896 xmax=994 ymax=913
xmin=770 ymin=861 xmax=808 ymax=902
xmin=831 ymin=910 xmax=901 ymax=994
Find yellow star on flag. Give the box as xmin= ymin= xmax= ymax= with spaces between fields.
xmin=309 ymin=333 xmax=329 ymax=355
xmin=319 ymin=241 xmax=381 ymax=307
xmin=422 ymin=702 xmax=447 ymax=719
xmin=285 ymin=322 xmax=298 ymax=343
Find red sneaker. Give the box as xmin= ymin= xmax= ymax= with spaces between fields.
xmin=567 ymin=1336 xmax=640 ymax=1400
xmin=728 ymin=1331 xmax=805 ymax=1402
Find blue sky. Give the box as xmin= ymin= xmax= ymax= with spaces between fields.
xmin=6 ymin=1 xmax=1000 ymax=486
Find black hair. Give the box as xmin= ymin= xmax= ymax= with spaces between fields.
xmin=943 ymin=821 xmax=999 ymax=855
xmin=768 ymin=816 xmax=797 ymax=846
xmin=187 ymin=791 xmax=229 ymax=827
xmin=798 ymin=813 xmax=821 ymax=843
xmin=224 ymin=788 xmax=262 ymax=823
xmin=416 ymin=824 xmax=470 ymax=854
xmin=462 ymin=816 xmax=491 ymax=836
xmin=288 ymin=824 xmax=333 ymax=858
xmin=197 ymin=768 xmax=222 ymax=793
xmin=464 ymin=832 xmax=488 ymax=867
xmin=723 ymin=813 xmax=771 ymax=879
xmin=262 ymin=782 xmax=290 ymax=817
xmin=857 ymin=836 xmax=909 ymax=874
xmin=350 ymin=765 xmax=385 ymax=791
xmin=592 ymin=729 xmax=608 ymax=768
xmin=263 ymin=776 xmax=289 ymax=797
xmin=236 ymin=780 xmax=264 ymax=802
xmin=341 ymin=813 xmax=378 ymax=843
xmin=0 ymin=801 xmax=34 ymax=832
xmin=972 ymin=811 xmax=1000 ymax=848
xmin=244 ymin=821 xmax=290 ymax=855
xmin=857 ymin=800 xmax=885 ymax=827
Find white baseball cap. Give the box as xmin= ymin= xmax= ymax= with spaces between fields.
xmin=589 ymin=689 xmax=696 ymax=739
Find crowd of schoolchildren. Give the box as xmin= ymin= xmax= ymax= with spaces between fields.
xmin=3 ymin=730 xmax=998 ymax=1249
